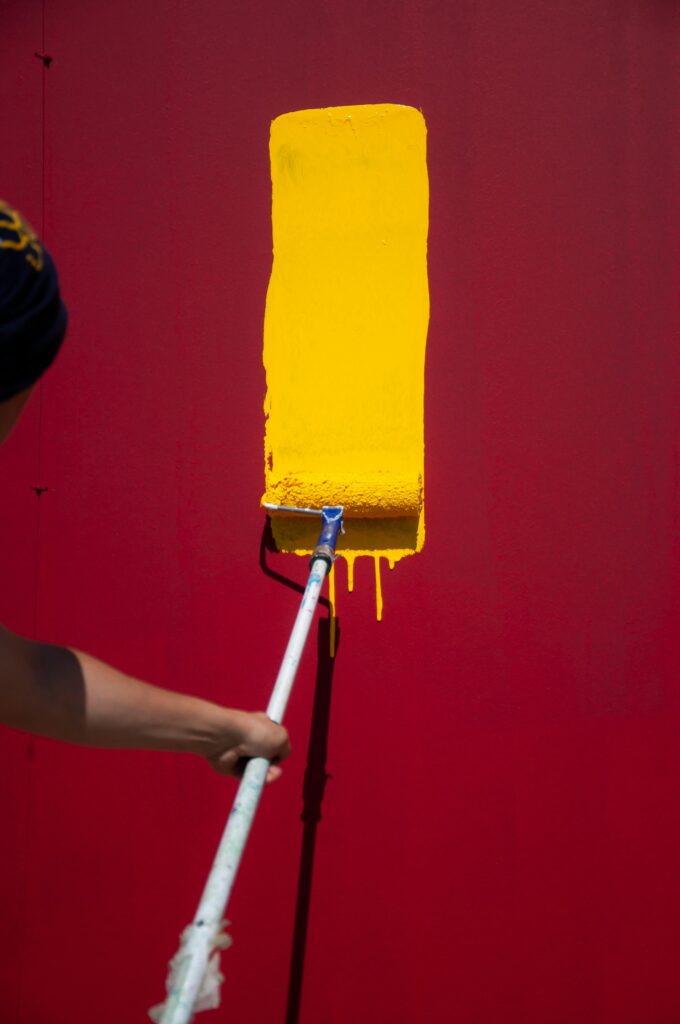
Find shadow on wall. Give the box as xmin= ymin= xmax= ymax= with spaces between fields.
xmin=285 ymin=617 xmax=338 ymax=1024
xmin=260 ymin=519 xmax=339 ymax=1024
xmin=259 ymin=516 xmax=332 ymax=611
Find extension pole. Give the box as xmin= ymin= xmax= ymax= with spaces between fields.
xmin=157 ymin=506 xmax=343 ymax=1024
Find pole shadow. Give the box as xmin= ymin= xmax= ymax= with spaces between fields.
xmin=259 ymin=518 xmax=338 ymax=1023
xmin=284 ymin=616 xmax=339 ymax=1024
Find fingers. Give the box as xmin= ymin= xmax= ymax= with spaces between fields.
xmin=206 ymin=712 xmax=290 ymax=782
xmin=242 ymin=712 xmax=291 ymax=763
xmin=207 ymin=749 xmax=241 ymax=777
xmin=208 ymin=752 xmax=284 ymax=783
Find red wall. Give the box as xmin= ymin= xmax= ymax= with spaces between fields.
xmin=2 ymin=3 xmax=680 ymax=1021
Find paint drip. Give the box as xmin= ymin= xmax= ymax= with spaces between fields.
xmin=328 ymin=562 xmax=337 ymax=658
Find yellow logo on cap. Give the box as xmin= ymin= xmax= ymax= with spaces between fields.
xmin=0 ymin=200 xmax=45 ymax=272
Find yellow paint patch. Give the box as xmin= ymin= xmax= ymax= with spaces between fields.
xmin=263 ymin=104 xmax=429 ymax=616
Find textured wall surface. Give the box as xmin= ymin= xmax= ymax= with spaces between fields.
xmin=1 ymin=2 xmax=679 ymax=1022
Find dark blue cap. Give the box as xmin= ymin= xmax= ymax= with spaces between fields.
xmin=0 ymin=200 xmax=68 ymax=402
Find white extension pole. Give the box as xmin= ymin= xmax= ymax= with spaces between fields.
xmin=157 ymin=554 xmax=330 ymax=1024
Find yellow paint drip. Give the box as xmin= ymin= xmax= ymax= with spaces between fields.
xmin=346 ymin=555 xmax=355 ymax=594
xmin=374 ymin=556 xmax=384 ymax=622
xmin=328 ymin=562 xmax=337 ymax=658
xmin=263 ymin=104 xmax=429 ymax=620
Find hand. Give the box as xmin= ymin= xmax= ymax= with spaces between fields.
xmin=206 ymin=711 xmax=291 ymax=783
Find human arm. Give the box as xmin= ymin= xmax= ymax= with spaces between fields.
xmin=0 ymin=625 xmax=290 ymax=781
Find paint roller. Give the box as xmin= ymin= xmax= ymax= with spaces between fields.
xmin=151 ymin=506 xmax=343 ymax=1024
xmin=264 ymin=473 xmax=423 ymax=519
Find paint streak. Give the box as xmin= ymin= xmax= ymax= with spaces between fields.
xmin=374 ymin=556 xmax=383 ymax=622
xmin=263 ymin=104 xmax=429 ymax=618
xmin=346 ymin=556 xmax=355 ymax=594
xmin=328 ymin=563 xmax=337 ymax=658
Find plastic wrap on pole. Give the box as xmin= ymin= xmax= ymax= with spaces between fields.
xmin=153 ymin=757 xmax=271 ymax=1024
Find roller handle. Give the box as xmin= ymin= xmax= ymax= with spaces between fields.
xmin=310 ymin=506 xmax=343 ymax=574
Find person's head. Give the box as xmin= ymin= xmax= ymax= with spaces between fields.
xmin=0 ymin=200 xmax=68 ymax=444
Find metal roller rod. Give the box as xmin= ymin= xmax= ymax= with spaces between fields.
xmin=156 ymin=506 xmax=343 ymax=1024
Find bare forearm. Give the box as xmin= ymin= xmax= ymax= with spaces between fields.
xmin=0 ymin=629 xmax=241 ymax=753
xmin=0 ymin=628 xmax=290 ymax=777
xmin=69 ymin=649 xmax=247 ymax=754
